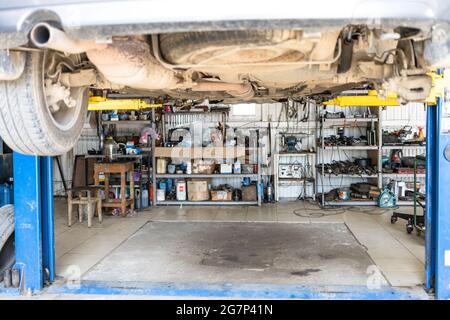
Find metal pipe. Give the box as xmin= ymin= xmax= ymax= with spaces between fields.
xmin=30 ymin=22 xmax=106 ymax=54
xmin=192 ymin=81 xmax=254 ymax=99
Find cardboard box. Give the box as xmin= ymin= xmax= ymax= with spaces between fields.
xmin=211 ymin=190 xmax=232 ymax=201
xmin=220 ymin=163 xmax=233 ymax=174
xmin=187 ymin=180 xmax=210 ymax=201
xmin=192 ymin=160 xmax=216 ymax=174
xmin=242 ymin=185 xmax=257 ymax=201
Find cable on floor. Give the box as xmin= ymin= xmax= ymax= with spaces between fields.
xmin=291 ymin=200 xmax=397 ymax=218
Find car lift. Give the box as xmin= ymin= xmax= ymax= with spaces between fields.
xmin=5 ymin=77 xmax=450 ymax=300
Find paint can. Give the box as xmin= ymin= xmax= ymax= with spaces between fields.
xmin=176 ymin=180 xmax=186 ymax=201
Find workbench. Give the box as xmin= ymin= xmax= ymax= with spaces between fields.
xmin=93 ymin=161 xmax=135 ymax=216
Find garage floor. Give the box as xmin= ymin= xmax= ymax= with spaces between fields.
xmin=53 ymin=199 xmax=426 ymax=295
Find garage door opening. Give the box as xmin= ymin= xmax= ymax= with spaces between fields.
xmin=45 ymin=97 xmax=429 ymax=299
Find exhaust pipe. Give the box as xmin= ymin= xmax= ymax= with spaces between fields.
xmin=29 ymin=23 xmax=255 ymax=98
xmin=192 ymin=81 xmax=254 ymax=100
xmin=30 ymin=22 xmax=106 ymax=54
xmin=30 ymin=23 xmax=181 ymax=90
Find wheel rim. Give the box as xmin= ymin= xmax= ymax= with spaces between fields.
xmin=42 ymin=51 xmax=87 ymax=131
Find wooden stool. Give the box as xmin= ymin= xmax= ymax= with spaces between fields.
xmin=68 ymin=187 xmax=102 ymax=228
xmin=93 ymin=162 xmax=135 ymax=217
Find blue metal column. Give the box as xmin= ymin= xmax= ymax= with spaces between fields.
xmin=41 ymin=156 xmax=55 ymax=283
xmin=434 ymin=94 xmax=450 ymax=299
xmin=13 ymin=152 xmax=44 ymax=293
xmin=426 ymin=94 xmax=450 ymax=299
xmin=425 ymin=102 xmax=438 ymax=290
xmin=12 ymin=153 xmax=55 ymax=293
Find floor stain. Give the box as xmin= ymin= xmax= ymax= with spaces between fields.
xmin=291 ymin=268 xmax=321 ymax=277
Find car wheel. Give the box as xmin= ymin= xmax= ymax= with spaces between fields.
xmin=0 ymin=51 xmax=88 ymax=155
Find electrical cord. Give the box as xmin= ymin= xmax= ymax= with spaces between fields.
xmin=292 ymin=200 xmax=397 ymax=218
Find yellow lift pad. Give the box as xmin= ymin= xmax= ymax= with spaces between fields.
xmin=88 ymin=96 xmax=162 ymax=111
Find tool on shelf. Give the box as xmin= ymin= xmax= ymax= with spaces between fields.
xmin=378 ymin=180 xmax=397 ymax=208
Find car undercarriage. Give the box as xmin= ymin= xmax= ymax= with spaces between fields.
xmin=29 ymin=24 xmax=434 ymax=104
xmin=1 ymin=0 xmax=450 ymax=155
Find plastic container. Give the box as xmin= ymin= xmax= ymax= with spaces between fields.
xmin=157 ymin=158 xmax=167 ymax=174
xmin=158 ymin=180 xmax=167 ymax=190
xmin=176 ymin=180 xmax=187 ymax=201
xmin=141 ymin=189 xmax=149 ymax=208
xmin=135 ymin=189 xmax=141 ymax=209
xmin=233 ymin=160 xmax=241 ymax=174
xmin=186 ymin=161 xmax=192 ymax=174
xmin=166 ymin=178 xmax=173 ymax=193
xmin=0 ymin=183 xmax=12 ymax=207
xmin=167 ymin=164 xmax=176 ymax=174
xmin=157 ymin=189 xmax=166 ymax=201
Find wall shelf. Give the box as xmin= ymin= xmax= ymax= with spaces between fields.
xmin=100 ymin=120 xmax=151 ymax=125
xmin=323 ymin=146 xmax=379 ymax=150
xmin=382 ymin=145 xmax=426 ymax=150
xmin=155 ymin=201 xmax=258 ymax=206
xmin=155 ymin=174 xmax=258 ymax=178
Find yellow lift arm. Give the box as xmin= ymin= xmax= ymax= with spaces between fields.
xmin=323 ymin=90 xmax=400 ymax=107
xmin=323 ymin=69 xmax=450 ymax=107
xmin=88 ymin=96 xmax=162 ymax=111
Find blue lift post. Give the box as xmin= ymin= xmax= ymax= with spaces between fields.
xmin=12 ymin=153 xmax=55 ymax=293
xmin=426 ymin=91 xmax=450 ymax=299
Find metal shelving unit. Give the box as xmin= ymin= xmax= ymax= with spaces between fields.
xmin=379 ymin=116 xmax=427 ymax=205
xmin=317 ymin=102 xmax=427 ymax=206
xmin=152 ymin=139 xmax=262 ymax=206
xmin=316 ymin=104 xmax=382 ymax=206
xmin=96 ymin=110 xmax=155 ymax=210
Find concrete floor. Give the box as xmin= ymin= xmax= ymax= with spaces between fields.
xmin=2 ymin=199 xmax=427 ymax=298
xmin=82 ymin=221 xmax=379 ymax=286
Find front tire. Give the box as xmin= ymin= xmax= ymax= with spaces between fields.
xmin=0 ymin=51 xmax=88 ymax=155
